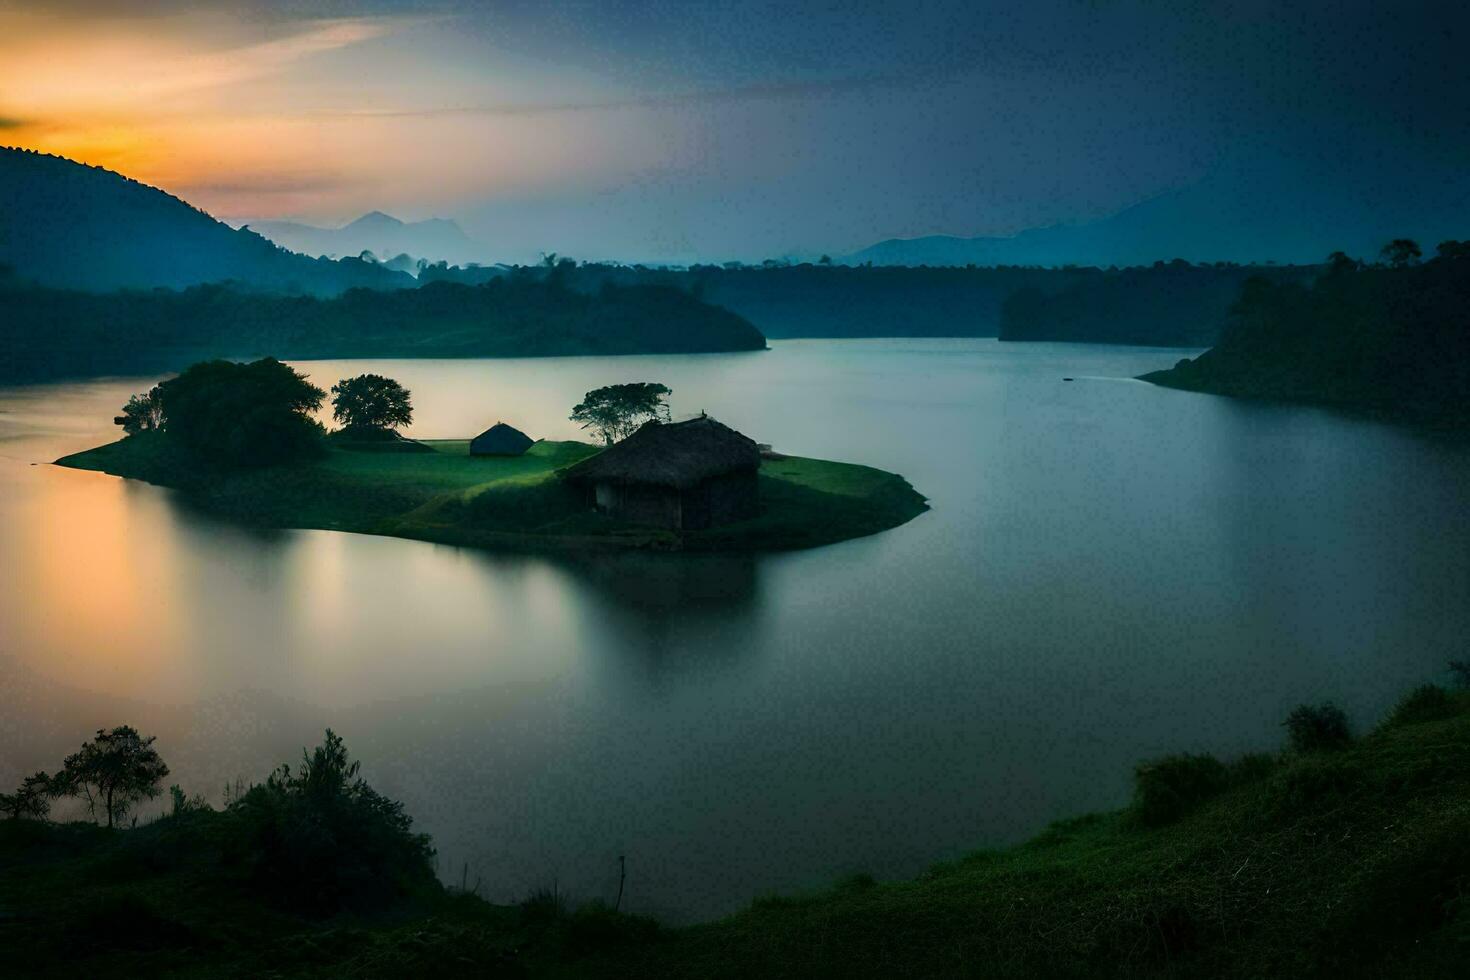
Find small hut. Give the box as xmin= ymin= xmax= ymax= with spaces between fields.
xmin=560 ymin=416 xmax=761 ymax=530
xmin=470 ymin=422 xmax=534 ymax=456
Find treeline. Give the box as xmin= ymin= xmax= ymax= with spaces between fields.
xmin=998 ymin=260 xmax=1314 ymax=346
xmin=0 ymin=274 xmax=766 ymax=383
xmin=1144 ymin=241 xmax=1470 ymax=427
xmin=418 ymin=258 xmax=1314 ymax=343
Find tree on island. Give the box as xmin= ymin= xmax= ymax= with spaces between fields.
xmin=330 ymin=373 xmax=413 ymax=438
xmin=0 ymin=771 xmax=52 ymax=820
xmin=114 ymin=385 xmax=164 ymax=435
xmin=51 ymin=726 xmax=169 ymax=828
xmin=1379 ymin=238 xmax=1422 ymax=267
xmin=570 ymin=382 xmax=672 ymax=444
xmin=154 ymin=358 xmax=325 ymax=467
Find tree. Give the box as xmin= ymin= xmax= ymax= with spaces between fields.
xmin=228 ymin=730 xmax=434 ymax=912
xmin=154 ymin=358 xmax=325 ymax=467
xmin=330 ymin=374 xmax=413 ymax=435
xmin=0 ymin=771 xmax=52 ymax=820
xmin=114 ymin=385 xmax=164 ymax=435
xmin=570 ymin=382 xmax=672 ymax=445
xmin=1325 ymin=250 xmax=1359 ymax=275
xmin=53 ymin=726 xmax=169 ymax=828
xmin=1380 ymin=238 xmax=1422 ymax=267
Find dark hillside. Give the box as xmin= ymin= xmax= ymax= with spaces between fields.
xmin=0 ymin=148 xmax=413 ymax=295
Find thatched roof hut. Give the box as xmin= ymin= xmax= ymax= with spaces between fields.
xmin=560 ymin=416 xmax=761 ymax=529
xmin=471 ymin=422 xmax=534 ymax=456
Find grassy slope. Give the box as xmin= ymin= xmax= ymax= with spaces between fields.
xmin=3 ymin=692 xmax=1467 ymax=978
xmin=55 ymin=435 xmax=929 ymax=552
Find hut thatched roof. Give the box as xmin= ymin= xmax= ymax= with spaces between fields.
xmin=471 ymin=422 xmax=534 ymax=456
xmin=560 ymin=416 xmax=760 ymax=489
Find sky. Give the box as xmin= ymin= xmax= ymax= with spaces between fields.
xmin=2 ymin=0 xmax=1468 ymax=264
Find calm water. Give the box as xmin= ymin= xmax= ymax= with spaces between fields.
xmin=2 ymin=339 xmax=1468 ymax=921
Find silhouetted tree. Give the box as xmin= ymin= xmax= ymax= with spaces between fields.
xmin=330 ymin=373 xmax=413 ymax=435
xmin=1380 ymin=238 xmax=1422 ymax=267
xmin=227 ymin=729 xmax=434 ymax=913
xmin=1325 ymin=250 xmax=1359 ymax=275
xmin=0 ymin=771 xmax=52 ymax=820
xmin=570 ymin=382 xmax=672 ymax=445
xmin=52 ymin=726 xmax=169 ymax=828
xmin=155 ymin=358 xmax=325 ymax=467
xmin=114 ymin=386 xmax=164 ymax=435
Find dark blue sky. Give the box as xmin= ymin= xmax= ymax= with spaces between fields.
xmin=6 ymin=0 xmax=1468 ymax=262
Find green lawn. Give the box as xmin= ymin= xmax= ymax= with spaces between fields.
xmin=55 ymin=435 xmax=928 ymax=552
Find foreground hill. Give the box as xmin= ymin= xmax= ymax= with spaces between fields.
xmin=4 ymin=683 xmax=1467 ymax=978
xmin=0 ymin=148 xmax=413 ymax=295
xmin=1144 ymin=244 xmax=1470 ymax=427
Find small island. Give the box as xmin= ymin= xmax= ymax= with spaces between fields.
xmin=56 ymin=361 xmax=928 ymax=553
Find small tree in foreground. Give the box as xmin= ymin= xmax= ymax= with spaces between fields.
xmin=228 ymin=729 xmax=434 ymax=913
xmin=0 ymin=771 xmax=52 ymax=820
xmin=330 ymin=373 xmax=413 ymax=436
xmin=1283 ymin=702 xmax=1351 ymax=753
xmin=52 ymin=726 xmax=169 ymax=828
xmin=570 ymin=382 xmax=672 ymax=445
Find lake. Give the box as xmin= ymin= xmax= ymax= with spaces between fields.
xmin=2 ymin=338 xmax=1467 ymax=922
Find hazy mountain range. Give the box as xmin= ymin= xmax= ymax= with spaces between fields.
xmin=243 ymin=212 xmax=488 ymax=267
xmin=0 ymin=148 xmax=413 ymax=295
xmin=844 ymin=162 xmax=1470 ymax=268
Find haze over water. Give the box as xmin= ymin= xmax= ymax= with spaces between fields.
xmin=2 ymin=338 xmax=1467 ymax=921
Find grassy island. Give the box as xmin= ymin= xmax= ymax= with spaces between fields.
xmin=55 ymin=433 xmax=929 ymax=553
xmin=4 ymin=682 xmax=1469 ymax=978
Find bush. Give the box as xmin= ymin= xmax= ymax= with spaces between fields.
xmin=1382 ymin=684 xmax=1456 ymax=729
xmin=1283 ymin=702 xmax=1352 ymax=752
xmin=225 ymin=730 xmax=435 ymax=915
xmin=155 ymin=358 xmax=325 ymax=468
xmin=1131 ymin=753 xmax=1229 ymax=827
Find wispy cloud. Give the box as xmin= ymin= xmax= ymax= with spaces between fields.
xmin=0 ymin=116 xmax=28 ymax=129
xmin=328 ymin=72 xmax=932 ymax=120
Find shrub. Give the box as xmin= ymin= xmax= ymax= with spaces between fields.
xmin=0 ymin=771 xmax=52 ymax=820
xmin=1131 ymin=753 xmax=1228 ymax=827
xmin=1383 ymin=684 xmax=1457 ymax=729
xmin=1283 ymin=702 xmax=1352 ymax=752
xmin=225 ymin=729 xmax=435 ymax=915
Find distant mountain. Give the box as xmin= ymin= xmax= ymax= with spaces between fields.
xmin=845 ymin=161 xmax=1470 ymax=269
xmin=843 ymin=187 xmax=1307 ymax=268
xmin=245 ymin=211 xmax=487 ymax=266
xmin=0 ymin=148 xmax=413 ymax=295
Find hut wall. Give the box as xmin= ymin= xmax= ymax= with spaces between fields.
xmin=594 ymin=481 xmax=683 ymax=528
xmin=680 ymin=470 xmax=759 ymax=529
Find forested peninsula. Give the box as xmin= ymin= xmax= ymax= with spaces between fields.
xmin=1143 ymin=242 xmax=1470 ymax=428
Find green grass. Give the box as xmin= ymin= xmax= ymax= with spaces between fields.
xmin=54 ymin=434 xmax=929 ymax=552
xmin=4 ymin=689 xmax=1469 ymax=978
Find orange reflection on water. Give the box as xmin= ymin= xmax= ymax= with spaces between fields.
xmin=13 ymin=467 xmax=192 ymax=699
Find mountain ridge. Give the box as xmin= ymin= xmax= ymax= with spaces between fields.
xmin=0 ymin=147 xmax=413 ymax=295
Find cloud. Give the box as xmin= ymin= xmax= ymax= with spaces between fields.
xmin=328 ymin=71 xmax=938 ymax=120
xmin=0 ymin=116 xmax=28 ymax=129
